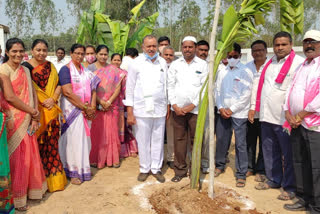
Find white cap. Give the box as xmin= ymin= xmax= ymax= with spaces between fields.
xmin=182 ymin=36 xmax=197 ymax=43
xmin=303 ymin=30 xmax=320 ymax=41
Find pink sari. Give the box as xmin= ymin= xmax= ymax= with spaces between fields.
xmin=90 ymin=65 xmax=126 ymax=168
xmin=0 ymin=64 xmax=47 ymax=208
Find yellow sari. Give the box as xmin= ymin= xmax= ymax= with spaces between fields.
xmin=29 ymin=61 xmax=67 ymax=192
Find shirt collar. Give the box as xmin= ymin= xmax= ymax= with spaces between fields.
xmin=179 ymin=56 xmax=200 ymax=64
xmin=304 ymin=56 xmax=320 ymax=66
xmin=272 ymin=54 xmax=289 ymax=64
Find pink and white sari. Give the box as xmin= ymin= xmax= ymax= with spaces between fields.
xmin=59 ymin=61 xmax=100 ymax=181
xmin=90 ymin=65 xmax=127 ymax=167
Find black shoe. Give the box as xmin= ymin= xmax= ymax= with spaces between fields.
xmin=284 ymin=201 xmax=309 ymax=211
xmin=167 ymin=161 xmax=174 ymax=169
xmin=137 ymin=173 xmax=149 ymax=182
xmin=152 ymin=172 xmax=165 ymax=183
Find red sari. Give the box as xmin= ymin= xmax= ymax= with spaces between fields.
xmin=0 ymin=63 xmax=47 ymax=208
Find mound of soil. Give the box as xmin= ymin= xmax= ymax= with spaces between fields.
xmin=149 ymin=184 xmax=262 ymax=214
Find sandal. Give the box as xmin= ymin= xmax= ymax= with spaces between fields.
xmin=71 ymin=178 xmax=82 ymax=185
xmin=255 ymin=182 xmax=270 ymax=190
xmin=214 ymin=169 xmax=224 ymax=177
xmin=236 ymin=179 xmax=246 ymax=188
xmin=171 ymin=175 xmax=187 ymax=182
xmin=90 ymin=163 xmax=98 ymax=168
xmin=113 ymin=163 xmax=121 ymax=168
xmin=16 ymin=205 xmax=30 ymax=211
xmin=254 ymin=174 xmax=267 ymax=182
xmin=277 ymin=191 xmax=295 ymax=201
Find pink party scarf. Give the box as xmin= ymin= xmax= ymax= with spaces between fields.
xmin=283 ymin=59 xmax=320 ymax=133
xmin=69 ymin=61 xmax=91 ymax=136
xmin=255 ymin=50 xmax=296 ymax=112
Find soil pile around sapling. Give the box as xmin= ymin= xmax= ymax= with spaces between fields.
xmin=149 ymin=183 xmax=262 ymax=214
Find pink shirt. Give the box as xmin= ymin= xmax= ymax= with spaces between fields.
xmin=284 ymin=57 xmax=320 ymax=132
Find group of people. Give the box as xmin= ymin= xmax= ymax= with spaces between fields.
xmin=0 ymin=28 xmax=319 ymax=213
xmin=0 ymin=38 xmax=139 ymax=212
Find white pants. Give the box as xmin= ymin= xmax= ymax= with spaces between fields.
xmin=135 ymin=117 xmax=166 ymax=174
xmin=166 ymin=113 xmax=174 ymax=162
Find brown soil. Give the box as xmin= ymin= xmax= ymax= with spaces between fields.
xmin=149 ymin=183 xmax=262 ymax=214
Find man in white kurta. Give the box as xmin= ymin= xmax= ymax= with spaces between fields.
xmin=124 ymin=35 xmax=168 ymax=183
xmin=251 ymin=32 xmax=304 ymax=200
xmin=168 ymin=36 xmax=208 ymax=182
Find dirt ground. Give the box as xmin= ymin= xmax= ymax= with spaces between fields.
xmin=21 ymin=143 xmax=308 ymax=214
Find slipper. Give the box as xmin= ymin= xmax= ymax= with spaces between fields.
xmin=255 ymin=182 xmax=270 ymax=190
xmin=214 ymin=169 xmax=224 ymax=177
xmin=113 ymin=163 xmax=121 ymax=168
xmin=246 ymin=171 xmax=254 ymax=177
xmin=254 ymin=174 xmax=267 ymax=182
xmin=71 ymin=178 xmax=82 ymax=185
xmin=277 ymin=191 xmax=295 ymax=201
xmin=171 ymin=175 xmax=187 ymax=182
xmin=236 ymin=179 xmax=246 ymax=188
xmin=16 ymin=205 xmax=30 ymax=211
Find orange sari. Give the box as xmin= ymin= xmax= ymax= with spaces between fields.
xmin=0 ymin=63 xmax=47 ymax=208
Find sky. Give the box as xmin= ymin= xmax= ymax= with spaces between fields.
xmin=0 ymin=0 xmax=209 ymax=35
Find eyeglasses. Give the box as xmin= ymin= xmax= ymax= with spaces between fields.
xmin=303 ymin=40 xmax=320 ymax=45
xmin=227 ymin=55 xmax=240 ymax=59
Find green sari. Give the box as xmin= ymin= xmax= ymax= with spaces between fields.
xmin=0 ymin=112 xmax=14 ymax=214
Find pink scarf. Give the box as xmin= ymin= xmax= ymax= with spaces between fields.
xmin=69 ymin=61 xmax=91 ymax=136
xmin=283 ymin=59 xmax=320 ymax=133
xmin=255 ymin=50 xmax=296 ymax=112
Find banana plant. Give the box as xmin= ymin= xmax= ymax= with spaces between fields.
xmin=76 ymin=0 xmax=159 ymax=55
xmin=190 ymin=0 xmax=276 ymax=190
xmin=280 ymin=0 xmax=304 ymax=34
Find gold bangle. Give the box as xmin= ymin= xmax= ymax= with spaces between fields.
xmin=83 ymin=105 xmax=88 ymax=111
xmin=107 ymin=100 xmax=111 ymax=105
xmin=52 ymin=97 xmax=57 ymax=102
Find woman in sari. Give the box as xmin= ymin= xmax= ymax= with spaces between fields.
xmin=87 ymin=45 xmax=109 ymax=72
xmin=83 ymin=45 xmax=96 ymax=68
xmin=110 ymin=54 xmax=138 ymax=158
xmin=22 ymin=39 xmax=67 ymax=193
xmin=0 ymin=38 xmax=47 ymax=211
xmin=59 ymin=44 xmax=100 ymax=185
xmin=90 ymin=54 xmax=127 ymax=168
xmin=0 ymin=105 xmax=14 ymax=213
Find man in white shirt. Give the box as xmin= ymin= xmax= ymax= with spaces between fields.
xmin=283 ymin=30 xmax=320 ymax=212
xmin=52 ymin=47 xmax=66 ymax=73
xmin=168 ymin=36 xmax=208 ymax=182
xmin=246 ymin=40 xmax=268 ymax=181
xmin=215 ymin=43 xmax=253 ymax=187
xmin=120 ymin=48 xmax=139 ymax=71
xmin=124 ymin=35 xmax=168 ymax=183
xmin=196 ymin=40 xmax=209 ymax=61
xmin=252 ymin=32 xmax=304 ymax=200
xmin=161 ymin=46 xmax=175 ymax=169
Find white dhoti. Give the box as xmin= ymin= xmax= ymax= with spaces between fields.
xmin=59 ymin=114 xmax=92 ymax=182
xmin=135 ymin=116 xmax=166 ymax=174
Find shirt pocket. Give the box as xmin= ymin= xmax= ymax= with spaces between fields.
xmin=192 ymin=72 xmax=202 ymax=87
xmin=278 ymin=73 xmax=293 ymax=91
xmin=232 ymin=77 xmax=242 ymax=94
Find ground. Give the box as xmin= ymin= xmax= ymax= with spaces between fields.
xmin=21 ymin=144 xmax=307 ymax=214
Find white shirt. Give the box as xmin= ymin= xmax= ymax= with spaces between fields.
xmin=251 ymin=54 xmax=305 ymax=125
xmin=123 ymin=54 xmax=167 ymax=118
xmin=52 ymin=58 xmax=67 ymax=73
xmin=284 ymin=57 xmax=320 ymax=132
xmin=246 ymin=59 xmax=268 ymax=118
xmin=215 ymin=62 xmax=253 ymax=119
xmin=0 ymin=55 xmax=4 ymax=64
xmin=167 ymin=56 xmax=208 ymax=114
xmin=120 ymin=56 xmax=134 ymax=71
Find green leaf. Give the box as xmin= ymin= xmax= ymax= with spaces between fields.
xmin=90 ymin=0 xmax=106 ymax=13
xmin=254 ymin=13 xmax=265 ymax=25
xmin=221 ymin=5 xmax=238 ymax=42
xmin=128 ymin=0 xmax=146 ymax=25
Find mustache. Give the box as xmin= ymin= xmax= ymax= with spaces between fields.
xmin=305 ymin=47 xmax=315 ymax=52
